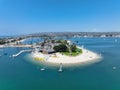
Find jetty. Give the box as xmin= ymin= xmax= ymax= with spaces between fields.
xmin=12 ymin=50 xmax=32 ymax=57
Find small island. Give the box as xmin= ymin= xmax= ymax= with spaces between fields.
xmin=31 ymin=39 xmax=101 ymax=66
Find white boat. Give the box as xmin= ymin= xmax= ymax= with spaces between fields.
xmin=58 ymin=63 xmax=63 ymax=72
xmin=40 ymin=67 xmax=46 ymax=71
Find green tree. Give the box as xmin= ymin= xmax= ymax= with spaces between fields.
xmin=53 ymin=44 xmax=67 ymax=52
xmin=71 ymin=45 xmax=77 ymax=52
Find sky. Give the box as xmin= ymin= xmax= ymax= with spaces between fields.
xmin=0 ymin=0 xmax=120 ymax=36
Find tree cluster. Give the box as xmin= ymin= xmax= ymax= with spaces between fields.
xmin=53 ymin=44 xmax=67 ymax=52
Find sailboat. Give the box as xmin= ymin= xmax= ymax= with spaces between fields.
xmin=58 ymin=63 xmax=63 ymax=72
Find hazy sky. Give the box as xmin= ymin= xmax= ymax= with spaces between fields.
xmin=0 ymin=0 xmax=120 ymax=35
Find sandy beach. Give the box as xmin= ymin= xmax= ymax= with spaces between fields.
xmin=31 ymin=47 xmax=102 ymax=65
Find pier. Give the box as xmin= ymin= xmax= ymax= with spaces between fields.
xmin=12 ymin=50 xmax=32 ymax=57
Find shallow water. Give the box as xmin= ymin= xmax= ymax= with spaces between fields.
xmin=0 ymin=37 xmax=120 ymax=90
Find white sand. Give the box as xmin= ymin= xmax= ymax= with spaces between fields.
xmin=31 ymin=47 xmax=102 ymax=65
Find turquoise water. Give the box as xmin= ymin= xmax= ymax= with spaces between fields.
xmin=0 ymin=37 xmax=120 ymax=90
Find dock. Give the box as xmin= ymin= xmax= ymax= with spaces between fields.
xmin=12 ymin=50 xmax=32 ymax=57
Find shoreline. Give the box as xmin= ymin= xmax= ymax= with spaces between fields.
xmin=30 ymin=47 xmax=102 ymax=66
xmin=0 ymin=44 xmax=32 ymax=48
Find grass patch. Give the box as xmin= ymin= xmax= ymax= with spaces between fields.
xmin=60 ymin=48 xmax=82 ymax=56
